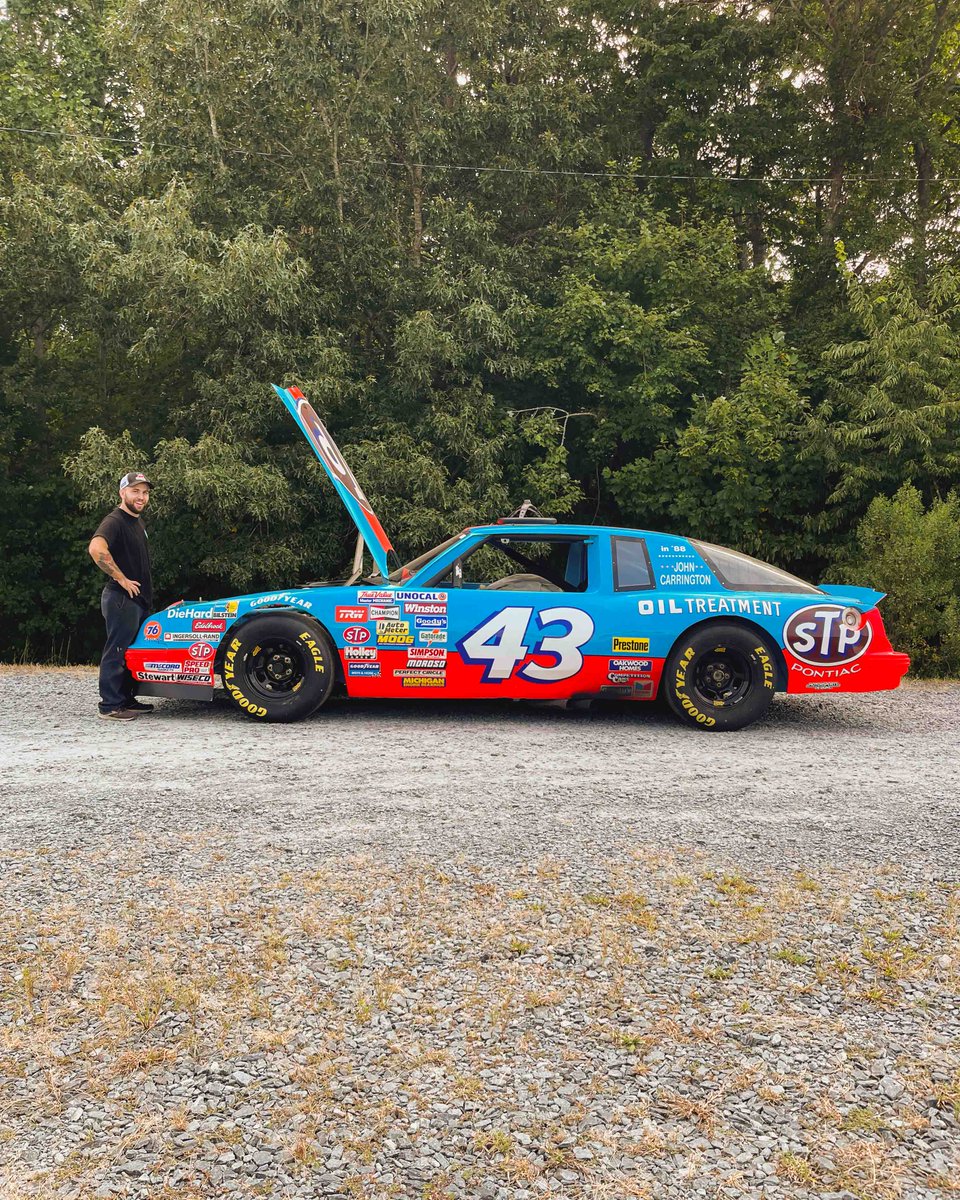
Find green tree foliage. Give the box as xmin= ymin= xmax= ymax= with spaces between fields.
xmin=2 ymin=0 xmax=960 ymax=670
xmin=850 ymin=486 xmax=960 ymax=675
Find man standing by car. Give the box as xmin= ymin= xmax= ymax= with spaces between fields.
xmin=88 ymin=472 xmax=155 ymax=721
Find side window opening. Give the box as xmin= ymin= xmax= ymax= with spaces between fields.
xmin=692 ymin=540 xmax=822 ymax=594
xmin=612 ymin=536 xmax=655 ymax=592
xmin=430 ymin=537 xmax=590 ymax=592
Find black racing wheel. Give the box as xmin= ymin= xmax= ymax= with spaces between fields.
xmin=663 ymin=623 xmax=777 ymax=732
xmin=221 ymin=613 xmax=334 ymax=722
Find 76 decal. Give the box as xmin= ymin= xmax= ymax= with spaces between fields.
xmin=457 ymin=607 xmax=595 ymax=683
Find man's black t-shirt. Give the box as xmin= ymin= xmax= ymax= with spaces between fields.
xmin=93 ymin=507 xmax=153 ymax=610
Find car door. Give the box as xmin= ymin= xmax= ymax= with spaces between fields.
xmin=417 ymin=532 xmax=608 ymax=700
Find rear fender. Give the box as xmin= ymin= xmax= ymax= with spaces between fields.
xmin=663 ymin=616 xmax=789 ymax=694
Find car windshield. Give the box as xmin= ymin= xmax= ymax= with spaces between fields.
xmin=358 ymin=532 xmax=469 ymax=585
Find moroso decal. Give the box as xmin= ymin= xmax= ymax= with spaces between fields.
xmin=336 ymin=606 xmax=368 ymax=622
xmin=143 ymin=621 xmax=162 ymax=640
xmin=784 ymin=605 xmax=872 ymax=667
xmin=612 ymin=637 xmax=650 ymax=654
xmin=342 ymin=626 xmax=371 ymax=644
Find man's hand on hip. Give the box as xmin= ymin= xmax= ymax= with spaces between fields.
xmin=120 ymin=578 xmax=142 ymax=599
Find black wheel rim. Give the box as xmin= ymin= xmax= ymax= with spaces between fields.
xmin=244 ymin=637 xmax=307 ymax=698
xmin=691 ymin=647 xmax=752 ymax=708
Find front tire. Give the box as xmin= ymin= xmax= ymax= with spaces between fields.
xmin=664 ymin=623 xmax=777 ymax=732
xmin=221 ymin=613 xmax=334 ymax=723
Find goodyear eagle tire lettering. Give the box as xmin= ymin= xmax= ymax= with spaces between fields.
xmin=664 ymin=622 xmax=778 ymax=732
xmin=221 ymin=614 xmax=334 ymax=723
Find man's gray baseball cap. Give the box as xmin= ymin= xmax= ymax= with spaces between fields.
xmin=119 ymin=471 xmax=152 ymax=489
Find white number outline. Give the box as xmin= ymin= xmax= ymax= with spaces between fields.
xmin=457 ymin=606 xmax=595 ymax=685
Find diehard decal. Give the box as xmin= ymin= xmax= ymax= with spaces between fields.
xmin=783 ymin=605 xmax=872 ymax=667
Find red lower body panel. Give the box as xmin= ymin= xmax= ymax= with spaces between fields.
xmin=785 ymin=608 xmax=910 ymax=694
xmin=340 ymin=650 xmax=665 ymax=701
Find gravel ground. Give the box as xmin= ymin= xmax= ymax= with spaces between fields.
xmin=0 ymin=670 xmax=958 ymax=1199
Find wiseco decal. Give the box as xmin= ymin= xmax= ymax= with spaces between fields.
xmin=783 ymin=605 xmax=872 ymax=667
xmin=336 ymin=606 xmax=368 ymax=622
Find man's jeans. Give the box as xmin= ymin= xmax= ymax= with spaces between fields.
xmin=99 ymin=587 xmax=147 ymax=713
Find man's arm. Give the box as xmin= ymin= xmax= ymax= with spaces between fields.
xmin=88 ymin=536 xmax=141 ymax=598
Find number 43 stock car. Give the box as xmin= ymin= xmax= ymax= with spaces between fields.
xmin=126 ymin=386 xmax=910 ymax=731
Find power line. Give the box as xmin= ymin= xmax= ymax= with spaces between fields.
xmin=3 ymin=124 xmax=960 ymax=185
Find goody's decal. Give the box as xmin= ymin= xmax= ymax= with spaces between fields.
xmin=783 ymin=605 xmax=873 ymax=666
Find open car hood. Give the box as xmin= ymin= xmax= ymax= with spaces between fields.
xmin=273 ymin=384 xmax=396 ymax=578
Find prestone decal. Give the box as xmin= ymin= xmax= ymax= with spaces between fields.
xmin=611 ymin=637 xmax=650 ymax=654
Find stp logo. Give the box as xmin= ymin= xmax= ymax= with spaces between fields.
xmin=188 ymin=641 xmax=215 ymax=660
xmin=143 ymin=621 xmax=161 ymax=640
xmin=342 ymin=625 xmax=371 ymax=644
xmin=783 ymin=605 xmax=872 ymax=666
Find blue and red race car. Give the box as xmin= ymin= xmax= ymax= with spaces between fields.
xmin=125 ymin=385 xmax=910 ymax=731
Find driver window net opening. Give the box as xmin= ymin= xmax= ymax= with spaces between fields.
xmin=438 ymin=537 xmax=589 ymax=592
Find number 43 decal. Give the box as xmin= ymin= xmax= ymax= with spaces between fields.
xmin=458 ymin=606 xmax=595 ymax=683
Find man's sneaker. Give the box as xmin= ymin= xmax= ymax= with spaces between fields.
xmin=125 ymin=699 xmax=154 ymax=713
xmin=98 ymin=709 xmax=137 ymax=721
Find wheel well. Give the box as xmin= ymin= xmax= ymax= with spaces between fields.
xmin=214 ymin=608 xmax=343 ymax=684
xmin=662 ymin=617 xmax=788 ymax=693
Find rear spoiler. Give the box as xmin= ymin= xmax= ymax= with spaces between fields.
xmin=817 ymin=584 xmax=886 ymax=608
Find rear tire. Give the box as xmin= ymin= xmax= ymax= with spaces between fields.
xmin=221 ymin=613 xmax=334 ymax=723
xmin=664 ymin=623 xmax=776 ymax=732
